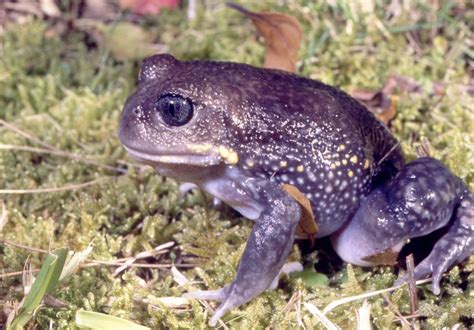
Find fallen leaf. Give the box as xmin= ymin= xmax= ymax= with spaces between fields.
xmin=119 ymin=0 xmax=180 ymax=15
xmin=228 ymin=3 xmax=303 ymax=73
xmin=281 ymin=184 xmax=319 ymax=239
xmin=362 ymin=248 xmax=398 ymax=266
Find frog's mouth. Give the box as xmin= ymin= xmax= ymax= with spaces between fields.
xmin=123 ymin=145 xmax=222 ymax=167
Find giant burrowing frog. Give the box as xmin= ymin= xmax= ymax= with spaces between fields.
xmin=118 ymin=54 xmax=474 ymax=325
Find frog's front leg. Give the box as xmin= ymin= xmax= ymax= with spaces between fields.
xmin=185 ymin=182 xmax=301 ymax=326
xmin=331 ymin=157 xmax=474 ymax=293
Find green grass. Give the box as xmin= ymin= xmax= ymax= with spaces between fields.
xmin=1 ymin=0 xmax=473 ymax=328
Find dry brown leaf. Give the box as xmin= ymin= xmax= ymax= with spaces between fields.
xmin=351 ymin=89 xmax=397 ymax=124
xmin=361 ymin=248 xmax=398 ymax=266
xmin=228 ymin=3 xmax=303 ymax=73
xmin=281 ymin=184 xmax=319 ymax=240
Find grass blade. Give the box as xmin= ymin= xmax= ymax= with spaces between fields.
xmin=9 ymin=248 xmax=68 ymax=329
xmin=75 ymin=310 xmax=150 ymax=330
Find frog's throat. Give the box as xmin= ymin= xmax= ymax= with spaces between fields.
xmin=123 ymin=146 xmax=221 ymax=166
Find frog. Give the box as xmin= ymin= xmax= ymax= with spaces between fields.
xmin=118 ymin=54 xmax=474 ymax=326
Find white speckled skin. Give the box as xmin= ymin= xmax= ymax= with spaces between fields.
xmin=118 ymin=54 xmax=474 ymax=325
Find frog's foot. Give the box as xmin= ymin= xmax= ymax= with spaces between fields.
xmin=184 ymin=261 xmax=302 ymax=325
xmin=179 ymin=182 xmax=222 ymax=206
xmin=179 ymin=182 xmax=198 ymax=198
xmin=332 ymin=158 xmax=474 ymax=294
xmin=396 ymin=192 xmax=474 ymax=294
xmin=185 ymin=184 xmax=301 ymax=326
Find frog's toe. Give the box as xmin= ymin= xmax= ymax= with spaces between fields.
xmin=184 ymin=284 xmax=253 ymax=327
xmin=179 ymin=182 xmax=222 ymax=206
xmin=183 ymin=287 xmax=228 ymax=302
xmin=179 ymin=182 xmax=198 ymax=199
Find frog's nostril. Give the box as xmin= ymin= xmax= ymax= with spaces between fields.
xmin=133 ymin=107 xmax=141 ymax=116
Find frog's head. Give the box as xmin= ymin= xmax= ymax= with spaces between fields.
xmin=119 ymin=54 xmax=237 ymax=177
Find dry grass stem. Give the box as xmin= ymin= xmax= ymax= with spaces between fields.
xmin=322 ymin=278 xmax=431 ymax=315
xmin=0 ymin=177 xmax=109 ymax=194
xmin=0 ymin=201 xmax=7 ymax=232
xmin=304 ymin=302 xmax=340 ymax=330
xmin=0 ymin=144 xmax=126 ymax=174
xmin=112 ymin=241 xmax=175 ymax=276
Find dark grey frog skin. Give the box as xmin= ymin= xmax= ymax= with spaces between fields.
xmin=118 ymin=54 xmax=474 ymax=326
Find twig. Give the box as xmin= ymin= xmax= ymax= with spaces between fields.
xmin=112 ymin=241 xmax=175 ymax=276
xmin=82 ymin=261 xmax=194 ymax=269
xmin=0 ymin=177 xmax=108 ymax=194
xmin=0 ymin=269 xmax=40 ymax=279
xmin=323 ymin=278 xmax=431 ymax=315
xmin=383 ymin=293 xmax=411 ymax=329
xmin=377 ymin=141 xmax=401 ymax=166
xmin=406 ymin=254 xmax=419 ymax=330
xmin=0 ymin=239 xmax=49 ymax=253
xmin=0 ymin=144 xmax=126 ymax=174
xmin=304 ymin=302 xmax=340 ymax=330
xmin=0 ymin=201 xmax=7 ymax=231
xmin=0 ymin=119 xmax=57 ymax=151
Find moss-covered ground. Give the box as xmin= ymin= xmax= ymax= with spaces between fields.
xmin=1 ymin=1 xmax=473 ymax=328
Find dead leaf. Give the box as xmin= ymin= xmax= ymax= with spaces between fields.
xmin=351 ymin=89 xmax=396 ymax=124
xmin=119 ymin=0 xmax=180 ymax=15
xmin=361 ymin=248 xmax=398 ymax=265
xmin=352 ymin=74 xmax=428 ymax=124
xmin=228 ymin=3 xmax=303 ymax=73
xmin=281 ymin=184 xmax=319 ymax=240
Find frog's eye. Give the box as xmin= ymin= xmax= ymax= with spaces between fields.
xmin=156 ymin=94 xmax=194 ymax=126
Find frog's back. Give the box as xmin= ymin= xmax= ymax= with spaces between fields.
xmin=176 ymin=58 xmax=402 ymax=174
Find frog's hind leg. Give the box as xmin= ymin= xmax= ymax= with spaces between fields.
xmin=331 ymin=157 xmax=474 ymax=294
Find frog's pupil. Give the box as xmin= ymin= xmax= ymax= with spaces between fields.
xmin=156 ymin=94 xmax=193 ymax=126
xmin=168 ymin=102 xmax=176 ymax=117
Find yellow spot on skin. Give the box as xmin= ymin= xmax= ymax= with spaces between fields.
xmin=227 ymin=151 xmax=239 ymax=165
xmin=246 ymin=159 xmax=255 ymax=167
xmin=330 ymin=163 xmax=336 ymax=170
xmin=280 ymin=160 xmax=288 ymax=168
xmin=337 ymin=144 xmax=346 ymax=151
xmin=218 ymin=145 xmax=230 ymax=159
xmin=296 ymin=165 xmax=304 ymax=172
xmin=348 ymin=170 xmax=354 ymax=177
xmin=218 ymin=145 xmax=239 ymax=165
xmin=342 ymin=159 xmax=348 ymax=165
xmin=350 ymin=155 xmax=358 ymax=164
xmin=363 ymin=159 xmax=370 ymax=169
xmin=335 ymin=160 xmax=341 ymax=167
xmin=187 ymin=143 xmax=213 ymax=153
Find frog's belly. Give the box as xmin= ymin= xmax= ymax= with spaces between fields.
xmin=312 ymin=201 xmax=360 ymax=237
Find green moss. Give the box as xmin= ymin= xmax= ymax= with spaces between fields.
xmin=1 ymin=0 xmax=473 ymax=328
